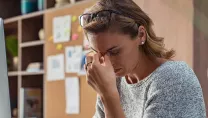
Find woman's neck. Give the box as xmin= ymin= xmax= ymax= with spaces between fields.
xmin=126 ymin=55 xmax=167 ymax=84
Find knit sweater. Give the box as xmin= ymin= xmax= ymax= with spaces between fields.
xmin=93 ymin=61 xmax=206 ymax=118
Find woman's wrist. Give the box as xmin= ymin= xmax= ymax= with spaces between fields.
xmin=101 ymin=88 xmax=119 ymax=100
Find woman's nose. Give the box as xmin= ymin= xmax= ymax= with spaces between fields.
xmin=109 ymin=56 xmax=117 ymax=65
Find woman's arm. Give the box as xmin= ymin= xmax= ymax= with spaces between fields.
xmin=93 ymin=96 xmax=105 ymax=118
xmin=101 ymin=92 xmax=125 ymax=118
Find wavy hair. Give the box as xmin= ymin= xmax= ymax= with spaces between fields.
xmin=83 ymin=0 xmax=175 ymax=59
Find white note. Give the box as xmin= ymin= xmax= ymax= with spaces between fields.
xmin=47 ymin=54 xmax=65 ymax=81
xmin=65 ymin=77 xmax=80 ymax=114
xmin=65 ymin=46 xmax=83 ymax=73
xmin=53 ymin=15 xmax=71 ymax=43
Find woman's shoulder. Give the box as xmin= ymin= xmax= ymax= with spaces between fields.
xmin=153 ymin=61 xmax=197 ymax=82
xmin=149 ymin=60 xmax=201 ymax=92
xmin=145 ymin=61 xmax=206 ymax=118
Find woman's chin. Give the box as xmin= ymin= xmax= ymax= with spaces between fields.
xmin=114 ymin=69 xmax=125 ymax=77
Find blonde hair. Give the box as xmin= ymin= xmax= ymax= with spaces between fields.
xmin=83 ymin=0 xmax=175 ymax=59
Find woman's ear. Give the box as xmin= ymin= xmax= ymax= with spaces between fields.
xmin=138 ymin=26 xmax=146 ymax=45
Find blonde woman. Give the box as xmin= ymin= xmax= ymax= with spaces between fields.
xmin=79 ymin=0 xmax=206 ymax=117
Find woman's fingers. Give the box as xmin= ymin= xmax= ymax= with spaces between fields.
xmin=87 ymin=79 xmax=96 ymax=90
xmin=86 ymin=73 xmax=97 ymax=90
xmin=104 ymin=54 xmax=112 ymax=66
xmin=92 ymin=53 xmax=99 ymax=64
xmin=85 ymin=55 xmax=93 ymax=64
xmin=85 ymin=53 xmax=93 ymax=70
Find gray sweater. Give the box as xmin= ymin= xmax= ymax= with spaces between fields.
xmin=93 ymin=61 xmax=206 ymax=118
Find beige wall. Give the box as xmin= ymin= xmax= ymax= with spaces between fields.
xmin=134 ymin=0 xmax=194 ymax=67
xmin=134 ymin=0 xmax=208 ymax=115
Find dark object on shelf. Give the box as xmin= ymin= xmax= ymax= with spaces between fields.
xmin=20 ymin=88 xmax=42 ymax=118
xmin=12 ymin=108 xmax=18 ymax=117
xmin=10 ymin=98 xmax=17 ymax=117
xmin=55 ymin=0 xmax=69 ymax=8
xmin=5 ymin=35 xmax=18 ymax=71
xmin=26 ymin=62 xmax=43 ymax=72
xmin=38 ymin=0 xmax=44 ymax=11
xmin=5 ymin=35 xmax=18 ymax=58
xmin=21 ymin=0 xmax=38 ymax=14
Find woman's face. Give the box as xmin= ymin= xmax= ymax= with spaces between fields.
xmin=87 ymin=31 xmax=142 ymax=77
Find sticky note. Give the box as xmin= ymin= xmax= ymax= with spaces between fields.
xmin=48 ymin=36 xmax=53 ymax=41
xmin=77 ymin=26 xmax=82 ymax=32
xmin=72 ymin=16 xmax=77 ymax=22
xmin=72 ymin=34 xmax=79 ymax=40
xmin=56 ymin=44 xmax=63 ymax=50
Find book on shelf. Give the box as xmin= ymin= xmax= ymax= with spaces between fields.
xmin=20 ymin=88 xmax=42 ymax=118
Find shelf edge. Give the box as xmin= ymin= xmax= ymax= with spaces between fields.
xmin=20 ymin=70 xmax=45 ymax=76
xmin=20 ymin=40 xmax=45 ymax=48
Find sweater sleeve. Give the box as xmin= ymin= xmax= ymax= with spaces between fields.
xmin=93 ymin=95 xmax=105 ymax=118
xmin=143 ymin=67 xmax=206 ymax=118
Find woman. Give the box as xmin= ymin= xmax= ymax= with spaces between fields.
xmin=79 ymin=0 xmax=206 ymax=118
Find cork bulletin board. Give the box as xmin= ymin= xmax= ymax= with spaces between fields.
xmin=44 ymin=1 xmax=97 ymax=118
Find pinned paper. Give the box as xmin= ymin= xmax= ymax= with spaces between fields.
xmin=56 ymin=44 xmax=63 ymax=50
xmin=47 ymin=54 xmax=65 ymax=81
xmin=65 ymin=77 xmax=80 ymax=114
xmin=53 ymin=15 xmax=71 ymax=43
xmin=72 ymin=16 xmax=77 ymax=22
xmin=48 ymin=36 xmax=53 ymax=41
xmin=72 ymin=34 xmax=79 ymax=40
xmin=77 ymin=26 xmax=82 ymax=32
xmin=65 ymin=46 xmax=83 ymax=73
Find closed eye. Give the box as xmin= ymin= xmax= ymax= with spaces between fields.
xmin=108 ymin=50 xmax=120 ymax=56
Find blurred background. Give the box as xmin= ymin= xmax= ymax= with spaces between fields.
xmin=0 ymin=0 xmax=207 ymax=118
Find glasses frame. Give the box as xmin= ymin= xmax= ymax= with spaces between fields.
xmin=79 ymin=10 xmax=126 ymax=27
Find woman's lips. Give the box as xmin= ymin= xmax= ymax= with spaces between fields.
xmin=114 ymin=68 xmax=121 ymax=73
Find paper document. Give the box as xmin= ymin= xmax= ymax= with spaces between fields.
xmin=65 ymin=46 xmax=83 ymax=73
xmin=65 ymin=77 xmax=80 ymax=114
xmin=47 ymin=54 xmax=65 ymax=81
xmin=53 ymin=15 xmax=71 ymax=43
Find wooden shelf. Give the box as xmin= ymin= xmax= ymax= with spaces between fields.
xmin=22 ymin=75 xmax=43 ymax=88
xmin=3 ymin=0 xmax=87 ymax=23
xmin=20 ymin=40 xmax=45 ymax=48
xmin=4 ymin=16 xmax=20 ymax=24
xmin=2 ymin=0 xmax=89 ymax=117
xmin=8 ymin=71 xmax=19 ymax=77
xmin=21 ymin=10 xmax=45 ymax=20
xmin=4 ymin=21 xmax=18 ymax=37
xmin=21 ymin=70 xmax=45 ymax=76
xmin=22 ymin=15 xmax=43 ymax=43
xmin=21 ymin=45 xmax=44 ymax=71
xmin=4 ymin=10 xmax=44 ymax=24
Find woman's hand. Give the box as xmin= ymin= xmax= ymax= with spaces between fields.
xmin=84 ymin=53 xmax=118 ymax=97
xmin=85 ymin=53 xmax=125 ymax=118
